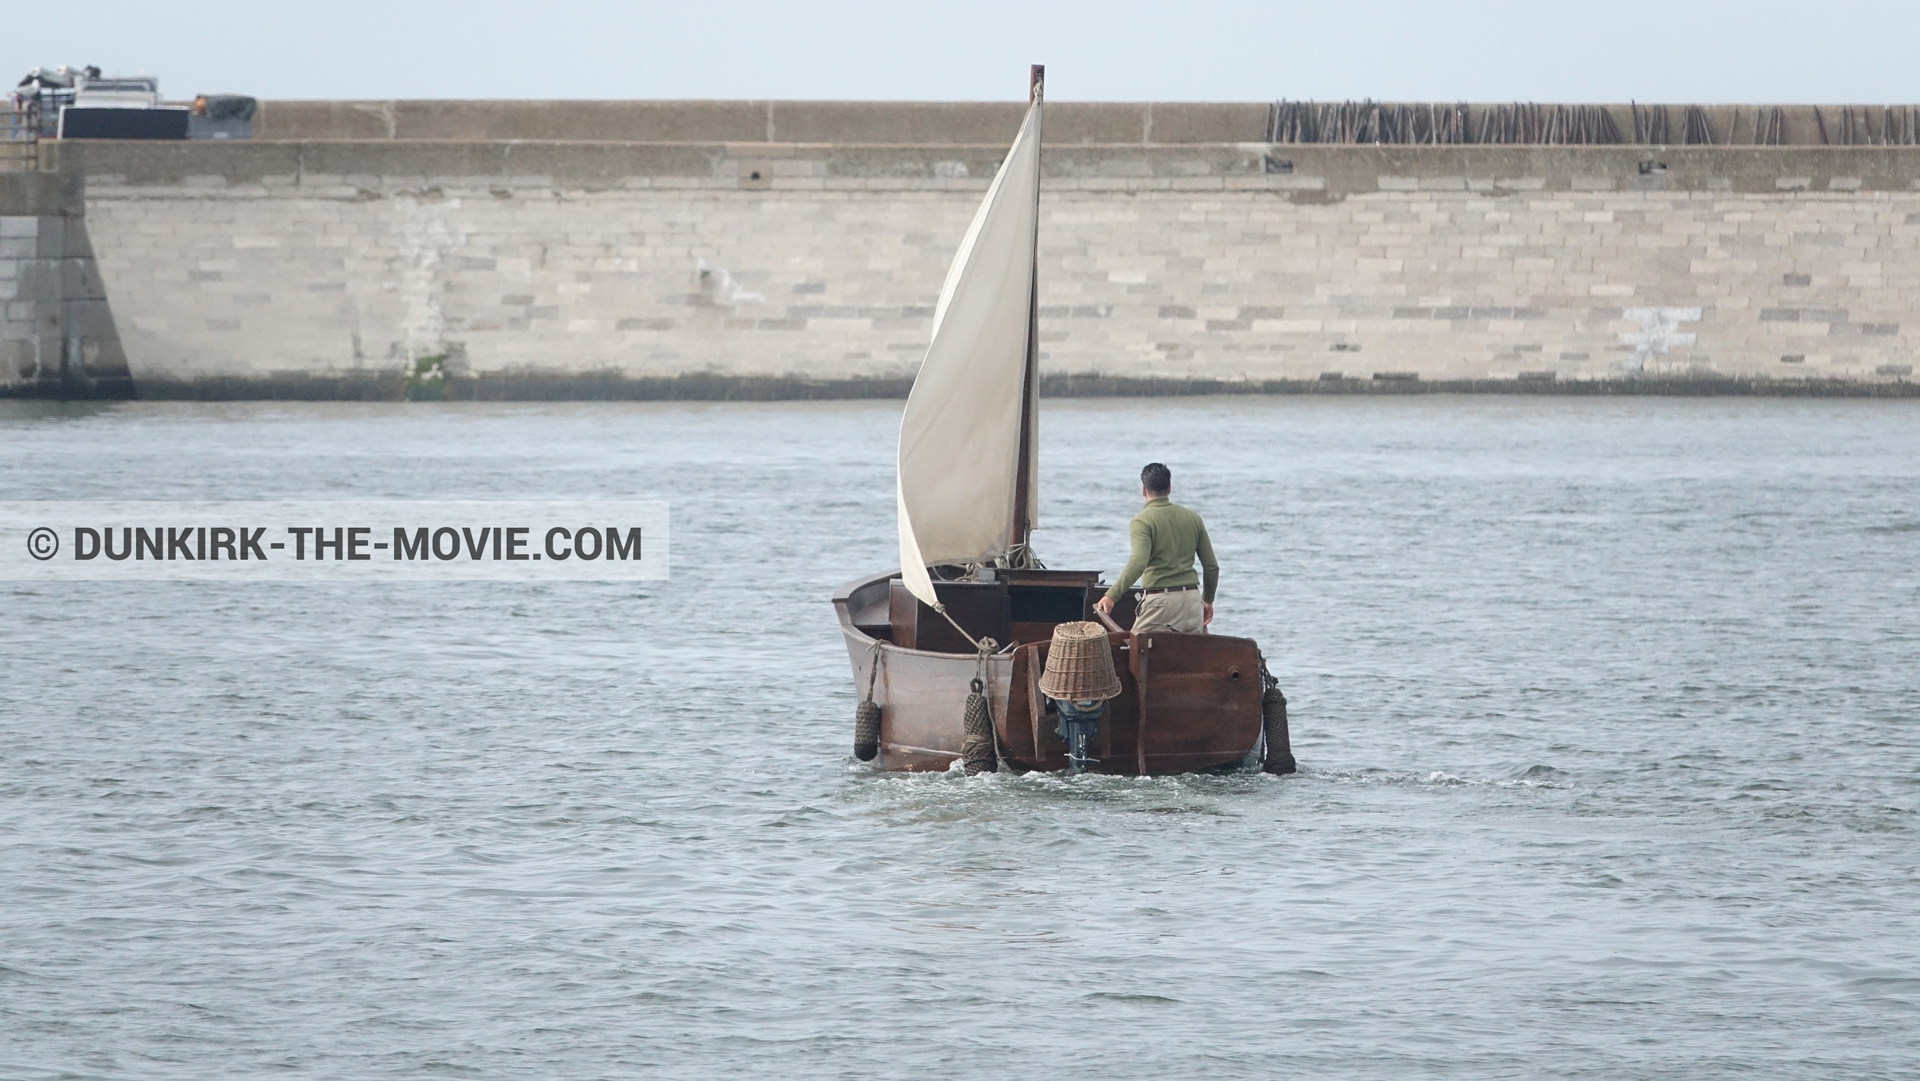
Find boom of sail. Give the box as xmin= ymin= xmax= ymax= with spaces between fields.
xmin=895 ymin=87 xmax=1043 ymax=607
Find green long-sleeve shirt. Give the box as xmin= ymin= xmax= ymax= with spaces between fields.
xmin=1104 ymin=497 xmax=1219 ymax=604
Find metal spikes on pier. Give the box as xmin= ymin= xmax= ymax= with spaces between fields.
xmin=1266 ymin=100 xmax=1920 ymax=146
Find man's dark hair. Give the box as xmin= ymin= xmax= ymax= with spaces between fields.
xmin=1141 ymin=462 xmax=1171 ymax=496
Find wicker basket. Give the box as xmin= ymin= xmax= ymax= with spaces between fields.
xmin=1038 ymin=621 xmax=1123 ymax=701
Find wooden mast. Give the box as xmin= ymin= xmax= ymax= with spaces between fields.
xmin=1008 ymin=64 xmax=1043 ymax=566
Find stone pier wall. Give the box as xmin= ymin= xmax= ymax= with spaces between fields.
xmin=15 ymin=106 xmax=1920 ymax=398
xmin=0 ymin=172 xmax=133 ymax=398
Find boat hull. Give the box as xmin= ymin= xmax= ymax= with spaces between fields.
xmin=840 ymin=628 xmax=1018 ymax=772
xmin=834 ymin=570 xmax=1272 ymax=775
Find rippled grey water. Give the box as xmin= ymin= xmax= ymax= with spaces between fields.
xmin=2 ymin=397 xmax=1917 ymax=1080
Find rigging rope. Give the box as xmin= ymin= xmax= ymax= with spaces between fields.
xmin=925 ymin=601 xmax=1007 ymax=776
xmin=930 ymin=601 xmax=985 ymax=652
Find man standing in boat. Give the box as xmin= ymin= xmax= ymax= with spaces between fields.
xmin=1093 ymin=463 xmax=1218 ymax=634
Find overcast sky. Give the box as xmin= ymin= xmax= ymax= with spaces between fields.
xmin=9 ymin=0 xmax=1919 ymax=104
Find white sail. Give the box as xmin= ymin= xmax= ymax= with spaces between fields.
xmin=896 ymin=96 xmax=1042 ymax=608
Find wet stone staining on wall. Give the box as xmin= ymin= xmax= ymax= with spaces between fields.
xmin=29 ymin=117 xmax=1920 ymax=398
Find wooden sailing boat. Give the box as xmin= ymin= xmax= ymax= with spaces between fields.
xmin=831 ymin=67 xmax=1295 ymax=776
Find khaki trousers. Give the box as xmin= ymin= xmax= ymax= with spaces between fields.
xmin=1133 ymin=589 xmax=1205 ymax=634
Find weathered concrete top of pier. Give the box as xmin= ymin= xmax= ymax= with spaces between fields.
xmin=255 ymin=99 xmax=1271 ymax=144
xmin=248 ymin=99 xmax=1920 ymax=148
xmin=0 ymin=170 xmax=82 ymax=216
xmin=44 ymin=138 xmax=1920 ymax=200
xmin=29 ymin=98 xmax=1920 ymax=200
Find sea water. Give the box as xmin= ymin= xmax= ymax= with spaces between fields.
xmin=2 ymin=397 xmax=1916 ymax=1079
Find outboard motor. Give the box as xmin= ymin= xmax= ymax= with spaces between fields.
xmin=1052 ymin=697 xmax=1106 ymax=773
xmin=1038 ymin=621 xmax=1123 ymax=775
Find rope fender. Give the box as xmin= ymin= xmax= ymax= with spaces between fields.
xmin=960 ymin=639 xmax=1000 ymax=775
xmin=854 ymin=641 xmax=882 ymax=761
xmin=1259 ymin=655 xmax=1296 ymax=775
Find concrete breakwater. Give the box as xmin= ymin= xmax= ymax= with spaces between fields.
xmin=5 ymin=99 xmax=1920 ymax=399
xmin=0 ymin=172 xmax=134 ymax=398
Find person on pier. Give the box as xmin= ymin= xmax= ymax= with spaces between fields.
xmin=1093 ymin=462 xmax=1218 ymax=634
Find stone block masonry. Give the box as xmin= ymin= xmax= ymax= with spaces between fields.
xmin=0 ymin=172 xmax=134 ymax=398
xmin=23 ymin=115 xmax=1920 ymax=398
